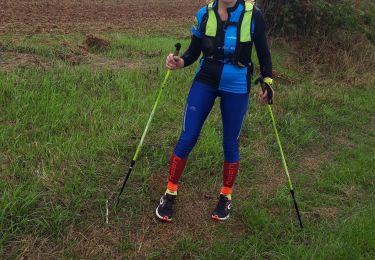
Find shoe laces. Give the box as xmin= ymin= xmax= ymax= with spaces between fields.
xmin=163 ymin=194 xmax=176 ymax=210
xmin=217 ymin=195 xmax=229 ymax=211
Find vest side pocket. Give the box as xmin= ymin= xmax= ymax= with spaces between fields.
xmin=202 ymin=36 xmax=217 ymax=59
xmin=234 ymin=41 xmax=252 ymax=67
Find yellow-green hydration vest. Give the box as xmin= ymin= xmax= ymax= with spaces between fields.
xmin=202 ymin=1 xmax=254 ymax=67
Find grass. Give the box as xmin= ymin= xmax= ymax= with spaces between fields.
xmin=0 ymin=32 xmax=374 ymax=258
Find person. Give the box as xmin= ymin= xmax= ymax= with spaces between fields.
xmin=156 ymin=0 xmax=273 ymax=222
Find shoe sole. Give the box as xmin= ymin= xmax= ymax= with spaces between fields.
xmin=212 ymin=214 xmax=230 ymax=221
xmin=155 ymin=207 xmax=172 ymax=222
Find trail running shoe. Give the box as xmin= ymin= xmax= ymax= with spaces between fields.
xmin=155 ymin=194 xmax=176 ymax=222
xmin=212 ymin=194 xmax=232 ymax=221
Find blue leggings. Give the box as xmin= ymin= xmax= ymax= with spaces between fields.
xmin=174 ymin=81 xmax=249 ymax=163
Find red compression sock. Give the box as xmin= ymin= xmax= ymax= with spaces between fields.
xmin=165 ymin=153 xmax=187 ymax=195
xmin=220 ymin=162 xmax=240 ymax=199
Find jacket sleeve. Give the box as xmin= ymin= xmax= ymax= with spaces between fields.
xmin=252 ymin=7 xmax=273 ymax=78
xmin=181 ymin=7 xmax=207 ymax=67
xmin=182 ymin=36 xmax=203 ymax=67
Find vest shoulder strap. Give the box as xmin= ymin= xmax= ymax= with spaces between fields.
xmin=205 ymin=2 xmax=217 ymax=37
xmin=240 ymin=2 xmax=254 ymax=42
xmin=244 ymin=1 xmax=253 ymax=12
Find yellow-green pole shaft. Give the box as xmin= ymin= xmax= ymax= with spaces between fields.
xmin=267 ymin=104 xmax=294 ymax=191
xmin=116 ymin=69 xmax=172 ymax=207
xmin=133 ymin=69 xmax=171 ymax=161
xmin=267 ymin=104 xmax=303 ymax=228
xmin=116 ymin=43 xmax=181 ymax=207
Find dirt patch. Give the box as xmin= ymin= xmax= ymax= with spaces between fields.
xmin=51 ymin=193 xmax=249 ymax=259
xmin=88 ymin=53 xmax=143 ymax=70
xmin=148 ymin=170 xmax=168 ymax=196
xmin=67 ymin=226 xmax=123 ymax=258
xmin=311 ymin=207 xmax=339 ymax=219
xmin=11 ymin=224 xmax=124 ymax=259
xmin=56 ymin=45 xmax=89 ymax=65
xmin=55 ymin=42 xmax=139 ymax=68
xmin=0 ymin=51 xmax=51 ymax=70
xmin=123 ymin=173 xmax=249 ymax=259
xmin=85 ymin=35 xmax=110 ymax=51
xmin=0 ymin=0 xmax=204 ymax=34
xmin=252 ymin=140 xmax=285 ymax=195
xmin=342 ymin=185 xmax=357 ymax=200
xmin=0 ymin=46 xmax=143 ymax=71
xmin=124 ymin=199 xmax=248 ymax=259
xmin=255 ymin=167 xmax=285 ymax=196
xmin=298 ymin=150 xmax=331 ymax=173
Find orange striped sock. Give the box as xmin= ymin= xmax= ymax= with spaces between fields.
xmin=220 ymin=186 xmax=232 ymax=200
xmin=166 ymin=181 xmax=178 ymax=196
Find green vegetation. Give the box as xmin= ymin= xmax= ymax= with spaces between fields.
xmin=263 ymin=0 xmax=375 ymax=40
xmin=1 ymin=29 xmax=374 ymax=258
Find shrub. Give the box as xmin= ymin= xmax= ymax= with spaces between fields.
xmin=259 ymin=0 xmax=374 ymax=42
xmin=258 ymin=0 xmax=375 ymax=83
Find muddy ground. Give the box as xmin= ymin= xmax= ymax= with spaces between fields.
xmin=0 ymin=0 xmax=204 ymax=34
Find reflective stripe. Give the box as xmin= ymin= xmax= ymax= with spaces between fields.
xmin=206 ymin=2 xmax=217 ymax=37
xmin=236 ymin=114 xmax=246 ymax=140
xmin=183 ymin=103 xmax=188 ymax=132
xmin=240 ymin=2 xmax=253 ymax=42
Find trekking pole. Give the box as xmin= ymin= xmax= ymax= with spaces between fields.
xmin=255 ymin=77 xmax=304 ymax=229
xmin=116 ymin=43 xmax=182 ymax=207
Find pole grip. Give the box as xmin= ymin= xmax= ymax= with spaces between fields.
xmin=255 ymin=77 xmax=273 ymax=105
xmin=174 ymin=43 xmax=182 ymax=56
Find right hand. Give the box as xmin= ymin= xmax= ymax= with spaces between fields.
xmin=258 ymin=83 xmax=274 ymax=105
xmin=166 ymin=53 xmax=184 ymax=70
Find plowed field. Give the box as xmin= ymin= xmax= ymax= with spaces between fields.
xmin=0 ymin=0 xmax=203 ymax=33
